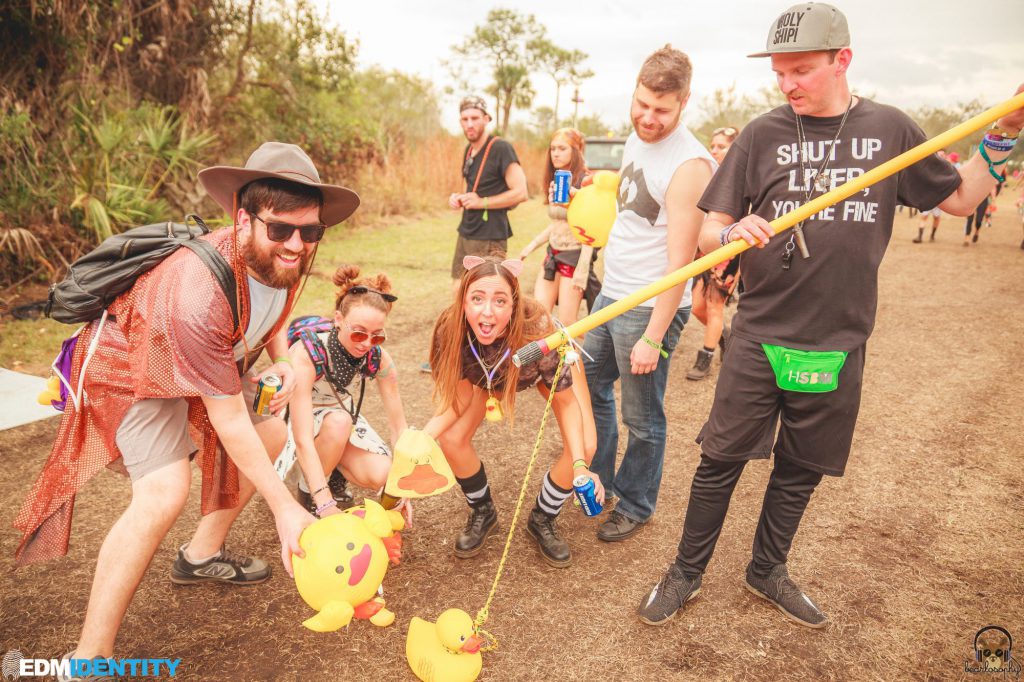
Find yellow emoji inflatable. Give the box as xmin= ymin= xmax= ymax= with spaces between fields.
xmin=567 ymin=170 xmax=618 ymax=248
xmin=292 ymin=500 xmax=401 ymax=631
xmin=385 ymin=429 xmax=456 ymax=499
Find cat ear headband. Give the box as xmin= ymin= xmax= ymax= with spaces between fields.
xmin=463 ymin=255 xmax=524 ymax=278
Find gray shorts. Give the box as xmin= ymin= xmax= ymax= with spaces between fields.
xmin=451 ymin=235 xmax=507 ymax=279
xmin=115 ymin=374 xmax=273 ymax=482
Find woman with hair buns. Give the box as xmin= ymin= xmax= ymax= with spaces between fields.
xmin=519 ymin=127 xmax=601 ymax=325
xmin=286 ymin=264 xmax=408 ymax=518
xmin=423 ymin=255 xmax=603 ymax=568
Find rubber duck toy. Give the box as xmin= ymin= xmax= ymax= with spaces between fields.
xmin=292 ymin=500 xmax=399 ymax=632
xmin=406 ymin=608 xmax=484 ymax=682
xmin=566 ymin=169 xmax=619 ymax=248
xmin=36 ymin=375 xmax=62 ymax=406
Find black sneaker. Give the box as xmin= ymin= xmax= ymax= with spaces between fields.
xmin=637 ymin=564 xmax=702 ymax=626
xmin=328 ymin=469 xmax=354 ymax=508
xmin=744 ymin=562 xmax=827 ymax=629
xmin=686 ymin=349 xmax=714 ymax=381
xmin=170 ymin=545 xmax=271 ymax=585
xmin=454 ymin=500 xmax=498 ymax=558
xmin=296 ymin=487 xmax=316 ymax=515
xmin=596 ymin=509 xmax=646 ymax=542
xmin=526 ymin=508 xmax=571 ymax=568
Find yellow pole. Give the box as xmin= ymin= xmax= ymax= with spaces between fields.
xmin=513 ymin=92 xmax=1024 ymax=366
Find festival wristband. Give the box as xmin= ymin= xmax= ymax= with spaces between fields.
xmin=988 ymin=124 xmax=1020 ymax=140
xmin=273 ymin=356 xmax=293 ymax=365
xmin=573 ymin=459 xmax=589 ymax=471
xmin=640 ymin=334 xmax=669 ymax=359
xmin=978 ymin=143 xmax=1009 ymax=181
xmin=719 ymin=223 xmax=738 ymax=246
xmin=982 ymin=134 xmax=1016 ymax=153
xmin=482 ymin=196 xmax=489 ymax=222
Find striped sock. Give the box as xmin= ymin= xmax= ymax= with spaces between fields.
xmin=535 ymin=472 xmax=573 ymax=517
xmin=456 ymin=463 xmax=492 ymax=508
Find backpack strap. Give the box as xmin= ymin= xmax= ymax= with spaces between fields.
xmin=181 ymin=238 xmax=239 ymax=332
xmin=298 ymin=327 xmax=329 ymax=380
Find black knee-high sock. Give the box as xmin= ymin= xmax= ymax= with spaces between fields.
xmin=534 ymin=471 xmax=573 ymax=517
xmin=456 ymin=463 xmax=492 ymax=508
xmin=674 ymin=455 xmax=747 ymax=579
xmin=750 ymin=455 xmax=823 ymax=578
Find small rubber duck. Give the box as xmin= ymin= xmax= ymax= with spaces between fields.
xmin=406 ymin=608 xmax=484 ymax=682
xmin=37 ymin=375 xmax=62 ymax=406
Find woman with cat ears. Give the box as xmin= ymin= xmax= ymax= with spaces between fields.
xmin=423 ymin=255 xmax=604 ymax=568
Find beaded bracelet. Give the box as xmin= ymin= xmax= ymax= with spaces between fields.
xmin=640 ymin=334 xmax=669 ymax=359
xmin=311 ymin=485 xmax=330 ymax=497
xmin=315 ymin=499 xmax=338 ymax=516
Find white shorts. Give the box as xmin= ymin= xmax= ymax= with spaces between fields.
xmin=274 ymin=400 xmax=390 ymax=481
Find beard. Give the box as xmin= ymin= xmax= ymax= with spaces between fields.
xmin=633 ymin=110 xmax=682 ymax=144
xmin=242 ymin=231 xmax=310 ymax=289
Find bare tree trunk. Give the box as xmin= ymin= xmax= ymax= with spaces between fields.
xmin=553 ymin=80 xmax=561 ymax=128
xmin=226 ymin=0 xmax=257 ymax=99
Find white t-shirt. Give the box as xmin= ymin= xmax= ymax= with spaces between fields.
xmin=232 ymin=275 xmax=288 ymax=361
xmin=600 ymin=123 xmax=716 ymax=308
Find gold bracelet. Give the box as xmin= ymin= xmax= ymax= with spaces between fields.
xmin=989 ymin=124 xmax=1020 ymax=140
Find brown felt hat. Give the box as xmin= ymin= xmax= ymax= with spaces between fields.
xmin=198 ymin=142 xmax=360 ymax=226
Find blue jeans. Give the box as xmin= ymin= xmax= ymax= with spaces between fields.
xmin=583 ymin=294 xmax=689 ymax=522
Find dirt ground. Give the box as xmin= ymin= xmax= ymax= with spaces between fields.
xmin=2 ymin=194 xmax=1022 ymax=681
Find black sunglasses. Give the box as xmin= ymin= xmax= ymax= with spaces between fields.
xmin=252 ymin=214 xmax=326 ymax=244
xmin=345 ymin=285 xmax=398 ymax=302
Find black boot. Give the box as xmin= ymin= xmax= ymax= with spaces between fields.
xmin=328 ymin=469 xmax=354 ymax=509
xmin=526 ymin=508 xmax=571 ymax=568
xmin=296 ymin=487 xmax=317 ymax=515
xmin=686 ymin=349 xmax=714 ymax=381
xmin=455 ymin=500 xmax=498 ymax=558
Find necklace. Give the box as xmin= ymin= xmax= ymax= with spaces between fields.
xmin=467 ymin=332 xmax=510 ymax=422
xmin=784 ymin=96 xmax=853 ymax=271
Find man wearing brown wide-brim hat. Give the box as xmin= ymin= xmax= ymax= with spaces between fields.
xmin=15 ymin=141 xmax=359 ymax=664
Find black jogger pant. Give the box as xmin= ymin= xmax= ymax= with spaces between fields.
xmin=675 ymin=454 xmax=823 ymax=579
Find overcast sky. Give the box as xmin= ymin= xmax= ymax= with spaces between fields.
xmin=318 ymin=0 xmax=1023 ymax=131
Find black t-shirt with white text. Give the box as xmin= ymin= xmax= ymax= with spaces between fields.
xmin=699 ymin=99 xmax=961 ymax=351
xmin=458 ymin=137 xmax=520 ymax=240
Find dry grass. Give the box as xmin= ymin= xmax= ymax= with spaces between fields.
xmin=1 ymin=195 xmax=1022 ymax=680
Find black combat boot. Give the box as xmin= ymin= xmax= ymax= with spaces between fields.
xmin=526 ymin=508 xmax=571 ymax=568
xmin=328 ymin=469 xmax=354 ymax=508
xmin=454 ymin=500 xmax=498 ymax=558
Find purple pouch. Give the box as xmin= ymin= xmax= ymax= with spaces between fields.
xmin=50 ymin=334 xmax=80 ymax=412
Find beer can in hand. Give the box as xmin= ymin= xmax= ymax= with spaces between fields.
xmin=573 ymin=474 xmax=603 ymax=517
xmin=252 ymin=374 xmax=281 ymax=416
xmin=553 ymin=169 xmax=572 ymax=205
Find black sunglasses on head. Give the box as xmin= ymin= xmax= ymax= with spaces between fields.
xmin=345 ymin=285 xmax=398 ymax=302
xmin=252 ymin=214 xmax=326 ymax=243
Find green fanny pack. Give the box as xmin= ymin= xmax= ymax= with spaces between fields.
xmin=762 ymin=343 xmax=848 ymax=393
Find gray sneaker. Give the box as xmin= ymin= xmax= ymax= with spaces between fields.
xmin=744 ymin=562 xmax=828 ymax=628
xmin=56 ymin=652 xmax=112 ymax=682
xmin=170 ymin=545 xmax=271 ymax=585
xmin=637 ymin=564 xmax=702 ymax=626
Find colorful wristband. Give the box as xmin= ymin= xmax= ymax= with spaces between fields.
xmin=573 ymin=459 xmax=589 ymax=470
xmin=982 ymin=134 xmax=1016 ymax=153
xmin=640 ymin=334 xmax=669 ymax=359
xmin=978 ymin=143 xmax=1009 ymax=181
xmin=315 ymin=499 xmax=338 ymax=516
xmin=274 ymin=356 xmax=293 ymax=365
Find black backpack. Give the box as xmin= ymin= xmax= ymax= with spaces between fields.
xmin=45 ymin=215 xmax=238 ymax=328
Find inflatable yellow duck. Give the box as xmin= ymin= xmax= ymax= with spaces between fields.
xmin=406 ymin=608 xmax=484 ymax=682
xmin=566 ymin=169 xmax=619 ymax=248
xmin=384 ymin=429 xmax=456 ymax=499
xmin=345 ymin=499 xmax=405 ymax=565
xmin=292 ymin=500 xmax=403 ymax=632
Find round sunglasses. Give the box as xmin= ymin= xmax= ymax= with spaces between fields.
xmin=252 ymin=214 xmax=326 ymax=243
xmin=343 ymin=321 xmax=386 ymax=345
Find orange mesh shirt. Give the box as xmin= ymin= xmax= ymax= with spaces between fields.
xmin=14 ymin=228 xmax=298 ymax=566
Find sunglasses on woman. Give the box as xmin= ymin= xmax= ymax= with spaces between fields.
xmin=713 ymin=127 xmax=738 ymax=137
xmin=344 ymin=285 xmax=398 ymax=302
xmin=343 ymin=322 xmax=386 ymax=345
xmin=252 ymin=214 xmax=326 ymax=243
